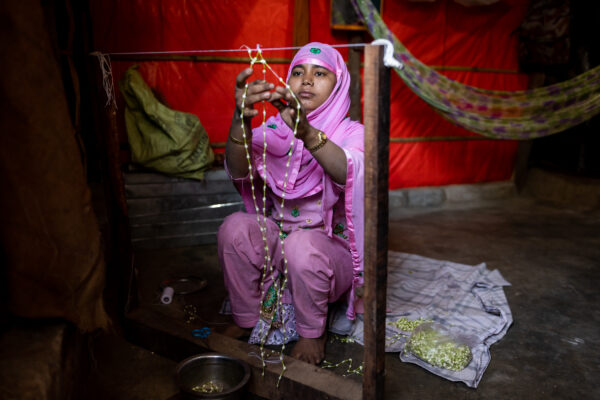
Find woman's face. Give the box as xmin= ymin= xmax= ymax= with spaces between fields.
xmin=288 ymin=64 xmax=337 ymax=113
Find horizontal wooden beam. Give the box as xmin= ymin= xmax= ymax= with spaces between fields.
xmin=125 ymin=307 xmax=362 ymax=400
xmin=109 ymin=54 xmax=292 ymax=64
xmin=107 ymin=55 xmax=521 ymax=74
xmin=390 ymin=136 xmax=501 ymax=142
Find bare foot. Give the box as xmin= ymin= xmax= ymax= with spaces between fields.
xmin=290 ymin=333 xmax=327 ymax=365
xmin=221 ymin=323 xmax=252 ymax=339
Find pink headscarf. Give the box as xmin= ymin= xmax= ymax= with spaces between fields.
xmin=252 ymin=42 xmax=363 ymax=199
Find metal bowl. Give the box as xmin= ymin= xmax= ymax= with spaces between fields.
xmin=176 ymin=353 xmax=251 ymax=399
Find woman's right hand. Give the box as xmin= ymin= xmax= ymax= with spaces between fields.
xmin=235 ymin=68 xmax=274 ymax=119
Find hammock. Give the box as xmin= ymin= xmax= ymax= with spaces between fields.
xmin=351 ymin=0 xmax=600 ymax=140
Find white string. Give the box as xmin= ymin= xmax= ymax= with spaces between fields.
xmin=248 ymin=352 xmax=281 ymax=364
xmin=100 ymin=43 xmax=369 ymax=56
xmin=91 ymin=51 xmax=118 ymax=108
xmin=371 ymin=39 xmax=403 ymax=69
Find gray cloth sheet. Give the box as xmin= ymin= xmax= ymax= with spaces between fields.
xmin=330 ymin=251 xmax=513 ymax=388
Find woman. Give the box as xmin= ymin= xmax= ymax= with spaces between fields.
xmin=218 ymin=42 xmax=364 ymax=364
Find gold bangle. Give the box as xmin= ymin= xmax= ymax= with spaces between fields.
xmin=307 ymin=130 xmax=328 ymax=153
xmin=229 ymin=135 xmax=245 ymax=145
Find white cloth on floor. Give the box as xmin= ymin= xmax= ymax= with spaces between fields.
xmin=330 ymin=251 xmax=512 ymax=388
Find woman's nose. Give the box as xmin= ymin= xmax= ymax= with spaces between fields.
xmin=302 ymin=79 xmax=313 ymax=86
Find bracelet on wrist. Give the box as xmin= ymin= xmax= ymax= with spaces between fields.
xmin=229 ymin=135 xmax=246 ymax=145
xmin=307 ymin=130 xmax=328 ymax=153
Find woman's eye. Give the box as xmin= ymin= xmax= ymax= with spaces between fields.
xmin=315 ymin=71 xmax=325 ymax=77
xmin=292 ymin=71 xmax=302 ymax=76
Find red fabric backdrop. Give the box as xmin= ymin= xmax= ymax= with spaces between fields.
xmin=90 ymin=0 xmax=529 ymax=189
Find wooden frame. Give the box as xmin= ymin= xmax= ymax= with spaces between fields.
xmin=94 ymin=44 xmax=390 ymax=400
xmin=362 ymin=44 xmax=390 ymax=400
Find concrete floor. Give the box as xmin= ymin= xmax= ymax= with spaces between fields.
xmin=384 ymin=197 xmax=599 ymax=399
xmin=84 ymin=195 xmax=600 ymax=399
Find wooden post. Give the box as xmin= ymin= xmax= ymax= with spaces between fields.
xmin=348 ymin=32 xmax=364 ymax=121
xmin=362 ymin=44 xmax=390 ymax=400
xmin=89 ymin=56 xmax=134 ymax=318
xmin=293 ymin=0 xmax=310 ymax=47
xmin=104 ymin=100 xmax=129 ymax=218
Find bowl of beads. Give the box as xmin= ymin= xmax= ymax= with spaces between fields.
xmin=176 ymin=353 xmax=251 ymax=399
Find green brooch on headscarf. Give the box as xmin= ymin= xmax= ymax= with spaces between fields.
xmin=267 ymin=124 xmax=277 ymax=129
xmin=310 ymin=48 xmax=321 ymax=54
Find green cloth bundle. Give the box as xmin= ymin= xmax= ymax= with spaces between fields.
xmin=119 ymin=66 xmax=214 ymax=179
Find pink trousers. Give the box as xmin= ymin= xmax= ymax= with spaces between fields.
xmin=217 ymin=211 xmax=353 ymax=338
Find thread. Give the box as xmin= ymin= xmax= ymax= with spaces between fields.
xmin=91 ymin=52 xmax=117 ymax=108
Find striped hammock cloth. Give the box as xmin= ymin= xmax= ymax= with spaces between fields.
xmin=352 ymin=0 xmax=600 ymax=140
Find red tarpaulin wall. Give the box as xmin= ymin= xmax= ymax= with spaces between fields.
xmin=90 ymin=0 xmax=529 ymax=189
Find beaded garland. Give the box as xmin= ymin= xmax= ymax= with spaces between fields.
xmin=321 ymin=358 xmax=364 ymax=377
xmin=239 ymin=45 xmax=302 ymax=385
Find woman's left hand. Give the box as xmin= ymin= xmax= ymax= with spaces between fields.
xmin=270 ymin=85 xmax=347 ymax=184
xmin=270 ymin=86 xmax=312 ymax=140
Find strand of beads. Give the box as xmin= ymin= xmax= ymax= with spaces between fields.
xmin=244 ymin=47 xmax=279 ymax=376
xmin=239 ymin=49 xmax=270 ymax=313
xmin=269 ymin=80 xmax=300 ymax=386
xmin=239 ymin=45 xmax=301 ymax=386
xmin=258 ymin=57 xmax=276 ymax=375
xmin=239 ymin=46 xmax=274 ymax=374
xmin=257 ymin=49 xmax=301 ymax=386
xmin=321 ymin=359 xmax=364 ymax=377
